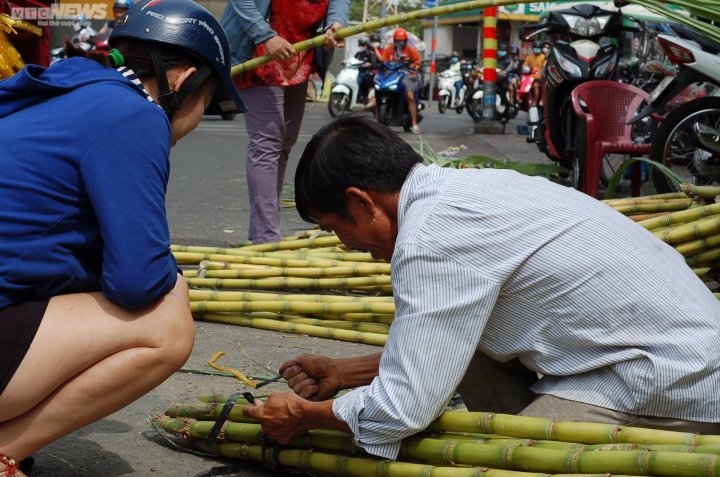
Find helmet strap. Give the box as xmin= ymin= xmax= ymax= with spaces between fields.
xmin=150 ymin=47 xmax=214 ymax=121
xmin=176 ymin=65 xmax=213 ymax=106
xmin=150 ymin=46 xmax=180 ymax=120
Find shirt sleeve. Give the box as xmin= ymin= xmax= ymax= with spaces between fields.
xmin=80 ymin=105 xmax=178 ymax=310
xmin=332 ymin=243 xmax=500 ymax=459
xmin=225 ymin=0 xmax=276 ymax=46
xmin=325 ymin=0 xmax=350 ymax=29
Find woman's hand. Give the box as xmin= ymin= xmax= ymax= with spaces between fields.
xmin=324 ymin=22 xmax=345 ymax=50
xmin=264 ymin=35 xmax=297 ymax=63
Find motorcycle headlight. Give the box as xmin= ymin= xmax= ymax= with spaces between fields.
xmin=389 ymin=84 xmax=398 ymax=90
xmin=562 ymin=14 xmax=588 ymax=37
xmin=553 ymin=48 xmax=582 ymax=78
xmin=588 ymin=15 xmax=612 ymax=36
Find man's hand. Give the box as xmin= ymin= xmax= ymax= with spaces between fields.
xmin=264 ymin=35 xmax=297 ymax=63
xmin=324 ymin=22 xmax=345 ymax=50
xmin=242 ymin=392 xmax=308 ymax=444
xmin=280 ymin=354 xmax=341 ymax=401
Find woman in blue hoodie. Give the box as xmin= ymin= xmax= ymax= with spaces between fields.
xmin=0 ymin=1 xmax=246 ymax=474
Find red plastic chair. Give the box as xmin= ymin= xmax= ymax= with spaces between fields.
xmin=571 ymin=80 xmax=651 ymax=198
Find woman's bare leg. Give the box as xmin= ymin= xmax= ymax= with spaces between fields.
xmin=0 ymin=276 xmax=194 ymax=471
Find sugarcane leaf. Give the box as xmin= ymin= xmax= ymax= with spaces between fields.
xmin=605 ymin=157 xmax=684 ymax=200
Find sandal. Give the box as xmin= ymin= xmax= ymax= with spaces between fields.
xmin=0 ymin=453 xmax=19 ymax=477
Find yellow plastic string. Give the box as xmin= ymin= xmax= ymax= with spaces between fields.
xmin=208 ymin=351 xmax=258 ymax=388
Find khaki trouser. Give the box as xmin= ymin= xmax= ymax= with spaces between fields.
xmin=456 ymin=350 xmax=720 ymax=434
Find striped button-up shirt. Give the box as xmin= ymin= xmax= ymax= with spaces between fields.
xmin=332 ymin=164 xmax=720 ymax=459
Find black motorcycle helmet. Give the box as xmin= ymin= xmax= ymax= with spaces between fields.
xmin=370 ymin=33 xmax=381 ymax=44
xmin=110 ymin=0 xmax=247 ymax=119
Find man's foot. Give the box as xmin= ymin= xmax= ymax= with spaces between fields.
xmin=411 ymin=125 xmax=421 ymax=134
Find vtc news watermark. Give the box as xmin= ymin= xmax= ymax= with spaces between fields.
xmin=9 ymin=3 xmax=109 ymax=25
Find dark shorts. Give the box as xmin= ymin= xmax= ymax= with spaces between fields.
xmin=0 ymin=299 xmax=49 ymax=396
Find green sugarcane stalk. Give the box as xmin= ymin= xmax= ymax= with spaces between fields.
xmin=282 ymin=317 xmax=389 ymax=334
xmin=191 ymin=439 xmax=632 ymax=477
xmin=157 ymin=417 xmax=360 ymax=452
xmin=686 ymin=246 xmax=720 ymax=266
xmin=224 ymin=311 xmax=392 ymax=333
xmin=185 ymin=275 xmax=392 ymax=291
xmin=174 ymin=245 xmax=376 ymax=263
xmin=191 ymin=264 xmax=391 ymax=279
xmin=195 ymin=312 xmax=388 ymax=346
xmin=676 ymin=233 xmax=720 ymax=257
xmin=624 ymin=191 xmax=692 ymax=201
xmin=654 ymin=217 xmax=720 ymax=244
xmin=398 ymin=435 xmax=720 ymax=475
xmin=188 ymin=289 xmax=393 ymax=303
xmin=605 ymin=198 xmax=692 ymax=207
xmin=191 ymin=299 xmax=394 ymax=315
xmin=308 ymin=312 xmax=395 ymax=324
xmin=172 ymin=245 xmax=265 ymax=257
xmin=429 ymin=412 xmax=720 ymax=446
xmin=683 ymin=184 xmax=720 ymax=199
xmin=638 ymin=203 xmax=720 ymax=231
xmin=163 ymin=403 xmax=256 ymax=423
xmin=176 ymin=252 xmax=365 ymax=268
xmin=612 ymin=202 xmax=692 ymax=214
xmin=237 ymin=235 xmax=341 ymax=252
xmin=267 ymin=250 xmax=378 ymax=262
xmin=233 ymin=0 xmax=527 ymax=75
xmin=199 ymin=258 xmax=364 ymax=269
xmin=626 ymin=212 xmax=672 ymax=222
xmin=630 ymin=0 xmax=720 ymax=43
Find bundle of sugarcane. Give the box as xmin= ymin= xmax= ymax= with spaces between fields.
xmin=153 ymin=397 xmax=720 ymax=477
xmin=174 ymin=231 xmax=394 ymax=345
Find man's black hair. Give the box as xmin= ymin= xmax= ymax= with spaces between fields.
xmin=294 ymin=112 xmax=423 ymax=224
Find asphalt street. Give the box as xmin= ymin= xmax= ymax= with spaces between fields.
xmin=29 ymin=105 xmax=546 ymax=477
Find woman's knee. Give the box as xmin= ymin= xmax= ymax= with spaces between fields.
xmin=149 ymin=279 xmax=195 ymax=368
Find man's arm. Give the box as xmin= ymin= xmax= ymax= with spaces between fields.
xmin=332 ymin=244 xmax=499 ymax=459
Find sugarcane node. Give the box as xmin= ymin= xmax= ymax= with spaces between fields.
xmin=568 ymin=448 xmax=583 ymax=473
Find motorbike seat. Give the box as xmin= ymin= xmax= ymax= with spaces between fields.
xmin=672 ymin=24 xmax=720 ymax=55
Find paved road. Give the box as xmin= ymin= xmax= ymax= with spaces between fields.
xmin=31 ymin=106 xmax=546 ymax=477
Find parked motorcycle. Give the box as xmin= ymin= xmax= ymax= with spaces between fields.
xmin=374 ymin=60 xmax=425 ymax=132
xmin=328 ymin=57 xmax=374 ymax=117
xmin=525 ymin=4 xmax=638 ymax=188
xmin=629 ymin=24 xmax=720 ymax=192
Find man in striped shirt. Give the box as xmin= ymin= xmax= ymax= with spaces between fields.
xmin=243 ymin=113 xmax=720 ymax=459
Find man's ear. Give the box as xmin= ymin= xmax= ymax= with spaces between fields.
xmin=345 ymin=187 xmax=376 ymax=215
xmin=171 ymin=66 xmax=198 ymax=92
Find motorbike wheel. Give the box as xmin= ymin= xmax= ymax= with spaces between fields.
xmin=467 ymin=97 xmax=482 ymax=122
xmin=572 ymin=118 xmax=587 ymax=192
xmin=648 ymin=97 xmax=720 ymax=193
xmin=456 ymin=104 xmax=464 ymax=114
xmin=378 ymin=102 xmax=391 ymax=126
xmin=438 ymin=95 xmax=449 ymax=114
xmin=221 ymin=113 xmax=236 ymax=121
xmin=328 ymin=92 xmax=350 ymax=117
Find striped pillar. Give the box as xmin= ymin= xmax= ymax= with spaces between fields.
xmin=481 ymin=6 xmax=498 ymax=121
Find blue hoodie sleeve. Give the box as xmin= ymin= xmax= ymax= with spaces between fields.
xmin=80 ymin=104 xmax=178 ymax=309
